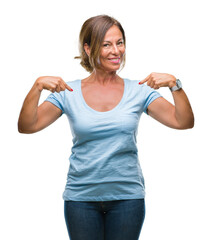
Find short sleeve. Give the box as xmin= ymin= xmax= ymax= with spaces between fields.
xmin=45 ymin=91 xmax=65 ymax=115
xmin=143 ymin=86 xmax=162 ymax=115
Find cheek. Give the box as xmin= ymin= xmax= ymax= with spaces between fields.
xmin=100 ymin=50 xmax=109 ymax=60
xmin=121 ymin=46 xmax=126 ymax=55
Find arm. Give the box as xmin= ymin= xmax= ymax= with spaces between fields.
xmin=18 ymin=76 xmax=73 ymax=134
xmin=139 ymin=72 xmax=194 ymax=130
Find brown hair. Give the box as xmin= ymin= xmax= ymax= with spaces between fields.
xmin=75 ymin=15 xmax=126 ymax=73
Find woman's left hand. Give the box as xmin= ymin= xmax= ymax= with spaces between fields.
xmin=138 ymin=72 xmax=177 ymax=89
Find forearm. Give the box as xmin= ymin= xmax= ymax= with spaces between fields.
xmin=172 ymin=88 xmax=194 ymax=129
xmin=18 ymin=80 xmax=42 ymax=133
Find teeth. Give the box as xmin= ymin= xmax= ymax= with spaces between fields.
xmin=108 ymin=58 xmax=121 ymax=64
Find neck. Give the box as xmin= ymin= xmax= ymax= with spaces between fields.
xmin=87 ymin=69 xmax=120 ymax=86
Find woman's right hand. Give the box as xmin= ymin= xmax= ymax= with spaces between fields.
xmin=36 ymin=76 xmax=73 ymax=93
xmin=18 ymin=76 xmax=73 ymax=134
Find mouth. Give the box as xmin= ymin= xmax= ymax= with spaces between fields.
xmin=108 ymin=57 xmax=121 ymax=64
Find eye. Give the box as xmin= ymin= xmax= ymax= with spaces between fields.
xmin=103 ymin=43 xmax=110 ymax=47
xmin=118 ymin=41 xmax=124 ymax=46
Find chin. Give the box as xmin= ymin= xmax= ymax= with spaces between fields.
xmin=101 ymin=64 xmax=121 ymax=72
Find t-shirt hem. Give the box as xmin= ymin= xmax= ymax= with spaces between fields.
xmin=63 ymin=193 xmax=145 ymax=202
xmin=44 ymin=99 xmax=64 ymax=114
xmin=145 ymin=95 xmax=162 ymax=115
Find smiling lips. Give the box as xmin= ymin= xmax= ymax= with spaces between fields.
xmin=108 ymin=57 xmax=121 ymax=64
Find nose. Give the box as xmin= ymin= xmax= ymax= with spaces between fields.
xmin=111 ymin=44 xmax=119 ymax=55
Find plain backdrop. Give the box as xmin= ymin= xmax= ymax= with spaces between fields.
xmin=0 ymin=0 xmax=211 ymax=239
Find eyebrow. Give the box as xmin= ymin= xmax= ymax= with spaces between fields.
xmin=103 ymin=38 xmax=124 ymax=43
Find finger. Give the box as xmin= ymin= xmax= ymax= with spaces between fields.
xmin=55 ymin=85 xmax=61 ymax=93
xmin=60 ymin=84 xmax=66 ymax=91
xmin=149 ymin=81 xmax=155 ymax=89
xmin=49 ymin=83 xmax=56 ymax=93
xmin=153 ymin=84 xmax=159 ymax=90
xmin=59 ymin=81 xmax=67 ymax=91
xmin=50 ymin=88 xmax=55 ymax=93
xmin=65 ymin=83 xmax=73 ymax=92
xmin=138 ymin=75 xmax=150 ymax=85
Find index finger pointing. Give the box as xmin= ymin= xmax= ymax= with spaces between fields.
xmin=138 ymin=76 xmax=149 ymax=85
xmin=65 ymin=83 xmax=73 ymax=92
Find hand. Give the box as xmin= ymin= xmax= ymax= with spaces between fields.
xmin=36 ymin=76 xmax=73 ymax=92
xmin=138 ymin=72 xmax=177 ymax=89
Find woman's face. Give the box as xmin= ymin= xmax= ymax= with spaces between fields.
xmin=99 ymin=25 xmax=125 ymax=72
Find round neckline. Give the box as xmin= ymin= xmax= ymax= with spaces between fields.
xmin=79 ymin=78 xmax=127 ymax=115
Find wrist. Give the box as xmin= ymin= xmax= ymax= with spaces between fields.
xmin=35 ymin=78 xmax=44 ymax=92
xmin=168 ymin=77 xmax=177 ymax=88
xmin=169 ymin=79 xmax=182 ymax=92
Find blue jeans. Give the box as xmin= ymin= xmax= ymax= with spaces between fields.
xmin=64 ymin=198 xmax=145 ymax=240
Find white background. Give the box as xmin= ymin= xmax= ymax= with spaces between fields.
xmin=0 ymin=0 xmax=211 ymax=239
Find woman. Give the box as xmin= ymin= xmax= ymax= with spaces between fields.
xmin=18 ymin=15 xmax=194 ymax=240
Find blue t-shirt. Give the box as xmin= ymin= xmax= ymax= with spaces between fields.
xmin=45 ymin=78 xmax=162 ymax=201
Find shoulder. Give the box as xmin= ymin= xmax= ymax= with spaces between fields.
xmin=124 ymin=78 xmax=140 ymax=88
xmin=125 ymin=78 xmax=162 ymax=102
xmin=66 ymin=79 xmax=80 ymax=87
xmin=124 ymin=78 xmax=151 ymax=93
xmin=124 ymin=78 xmax=139 ymax=84
xmin=63 ymin=79 xmax=81 ymax=94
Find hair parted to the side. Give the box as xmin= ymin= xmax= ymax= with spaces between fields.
xmin=75 ymin=15 xmax=126 ymax=73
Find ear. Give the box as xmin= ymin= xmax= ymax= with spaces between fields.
xmin=84 ymin=43 xmax=90 ymax=56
